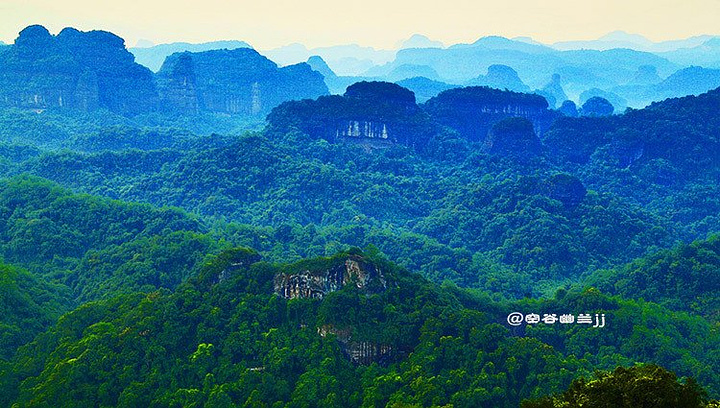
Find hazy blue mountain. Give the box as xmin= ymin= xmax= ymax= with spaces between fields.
xmin=307 ymin=55 xmax=337 ymax=80
xmin=580 ymin=88 xmax=627 ymax=113
xmin=306 ymin=55 xmax=360 ymax=94
xmin=654 ymin=66 xmax=720 ymax=97
xmin=261 ymin=43 xmax=310 ymax=66
xmin=628 ymin=65 xmax=663 ymax=85
xmin=385 ymin=64 xmax=440 ymax=81
xmin=558 ymin=48 xmax=677 ymax=84
xmin=385 ymin=37 xmax=678 ymax=89
xmin=614 ymin=66 xmax=720 ymax=108
xmin=660 ymin=38 xmax=720 ymax=68
xmin=553 ymin=30 xmax=716 ymax=52
xmin=130 ymin=40 xmax=252 ymax=71
xmin=399 ymin=34 xmax=444 ymax=49
xmin=553 ymin=31 xmax=655 ymax=51
xmin=156 ymin=48 xmax=328 ymax=116
xmin=0 ymin=25 xmax=158 ymax=115
xmin=264 ymin=43 xmax=395 ymax=76
xmin=395 ymin=76 xmax=455 ymax=102
xmin=452 ymin=35 xmax=556 ymax=54
xmin=536 ymin=74 xmax=568 ymax=108
xmin=467 ymin=64 xmax=530 ymax=92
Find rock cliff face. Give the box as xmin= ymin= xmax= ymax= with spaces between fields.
xmin=156 ymin=48 xmax=328 ymax=116
xmin=318 ymin=325 xmax=394 ymax=365
xmin=274 ymin=253 xmax=395 ymax=365
xmin=0 ymin=25 xmax=329 ymax=118
xmin=0 ymin=25 xmax=159 ymax=115
xmin=267 ymin=81 xmax=437 ymax=148
xmin=274 ymin=255 xmax=387 ymax=299
xmin=424 ymin=86 xmax=556 ymax=142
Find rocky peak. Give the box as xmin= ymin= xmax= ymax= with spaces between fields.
xmin=56 ymin=27 xmax=134 ymax=68
xmin=307 ymin=55 xmax=337 ymax=79
xmin=274 ymin=255 xmax=387 ymax=300
xmin=266 ymin=81 xmax=435 ymax=148
xmin=344 ymin=81 xmax=417 ymax=109
xmin=157 ymin=48 xmax=327 ymax=116
xmin=0 ymin=25 xmax=158 ymax=115
xmin=15 ymin=25 xmax=53 ymax=48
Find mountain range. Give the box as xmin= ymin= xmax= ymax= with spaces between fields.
xmin=1 ymin=22 xmax=720 ymax=406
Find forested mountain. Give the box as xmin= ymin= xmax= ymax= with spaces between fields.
xmin=0 ymin=25 xmax=158 ymax=115
xmin=1 ymin=247 xmax=719 ymax=407
xmin=0 ymin=25 xmax=327 ymax=119
xmin=156 ymin=48 xmax=328 ymax=116
xmin=1 ymin=24 xmax=720 ymax=407
xmin=129 ymin=40 xmax=252 ymax=72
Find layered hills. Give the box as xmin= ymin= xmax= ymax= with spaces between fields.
xmin=1 ymin=24 xmax=720 ymax=408
xmin=0 ymin=25 xmax=327 ymax=117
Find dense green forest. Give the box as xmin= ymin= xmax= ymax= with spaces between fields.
xmin=0 ymin=75 xmax=719 ymax=405
xmin=1 ymin=249 xmax=719 ymax=407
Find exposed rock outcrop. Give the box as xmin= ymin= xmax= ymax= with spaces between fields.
xmin=318 ymin=325 xmax=394 ymax=365
xmin=156 ymin=48 xmax=329 ymax=116
xmin=267 ymin=81 xmax=437 ymax=148
xmin=274 ymin=255 xmax=387 ymax=299
xmin=0 ymin=25 xmax=159 ymax=115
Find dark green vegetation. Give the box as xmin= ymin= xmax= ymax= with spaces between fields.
xmin=2 ymin=250 xmax=719 ymax=407
xmin=521 ymin=364 xmax=719 ymax=408
xmin=0 ymin=27 xmax=719 ymax=405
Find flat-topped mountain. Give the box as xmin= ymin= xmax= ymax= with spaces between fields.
xmin=267 ymin=81 xmax=436 ymax=148
xmin=0 ymin=25 xmax=158 ymax=115
xmin=130 ymin=40 xmax=252 ymax=71
xmin=424 ymin=86 xmax=557 ymax=142
xmin=0 ymin=25 xmax=328 ymax=118
xmin=156 ymin=48 xmax=328 ymax=116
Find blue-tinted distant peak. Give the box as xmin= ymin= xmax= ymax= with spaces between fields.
xmin=452 ymin=35 xmax=555 ymax=54
xmin=399 ymin=34 xmax=444 ymax=49
xmin=598 ymin=30 xmax=654 ymax=47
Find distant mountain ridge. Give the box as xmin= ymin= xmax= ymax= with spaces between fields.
xmin=157 ymin=48 xmax=328 ymax=116
xmin=0 ymin=25 xmax=327 ymax=117
xmin=552 ymin=30 xmax=718 ymax=52
xmin=0 ymin=25 xmax=159 ymax=115
xmin=130 ymin=40 xmax=252 ymax=72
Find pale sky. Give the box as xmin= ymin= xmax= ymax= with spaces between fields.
xmin=1 ymin=0 xmax=719 ymax=49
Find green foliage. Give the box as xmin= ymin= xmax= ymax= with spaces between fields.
xmin=0 ymin=262 xmax=71 ymax=360
xmin=586 ymin=234 xmax=720 ymax=322
xmin=521 ymin=364 xmax=714 ymax=408
xmin=0 ymin=56 xmax=718 ymax=407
